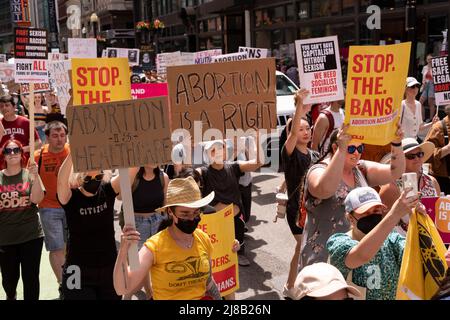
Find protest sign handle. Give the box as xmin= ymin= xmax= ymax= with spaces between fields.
xmin=29 ymin=85 xmax=35 ymax=163
xmin=119 ymin=168 xmax=140 ymax=271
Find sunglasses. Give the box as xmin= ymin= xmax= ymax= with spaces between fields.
xmin=3 ymin=147 xmax=22 ymax=155
xmin=83 ymin=174 xmax=104 ymax=183
xmin=347 ymin=145 xmax=364 ymax=154
xmin=405 ymin=151 xmax=424 ymax=160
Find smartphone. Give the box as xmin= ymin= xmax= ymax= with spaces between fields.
xmin=401 ymin=173 xmax=418 ymax=198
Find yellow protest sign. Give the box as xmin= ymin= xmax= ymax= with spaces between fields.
xmin=344 ymin=42 xmax=411 ymax=145
xmin=71 ymin=58 xmax=131 ymax=106
xmin=198 ymin=205 xmax=239 ymax=297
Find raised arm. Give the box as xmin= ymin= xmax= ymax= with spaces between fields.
xmin=344 ymin=190 xmax=418 ymax=269
xmin=28 ymin=162 xmax=45 ymax=204
xmin=365 ymin=124 xmax=405 ymax=186
xmin=238 ymin=134 xmax=263 ymax=172
xmin=57 ymin=153 xmax=73 ymax=206
xmin=113 ymin=225 xmax=154 ymax=295
xmin=307 ymin=125 xmax=351 ymax=200
xmin=284 ymin=89 xmax=311 ymax=156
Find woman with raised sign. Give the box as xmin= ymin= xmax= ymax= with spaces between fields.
xmin=57 ymin=152 xmax=123 ymax=300
xmin=0 ymin=139 xmax=45 ymax=300
xmin=299 ymin=122 xmax=405 ymax=269
xmin=113 ymin=176 xmax=222 ymax=300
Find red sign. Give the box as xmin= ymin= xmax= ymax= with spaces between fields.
xmin=131 ymin=83 xmax=168 ymax=100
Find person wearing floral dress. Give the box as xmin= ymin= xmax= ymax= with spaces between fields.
xmin=299 ymin=124 xmax=406 ymax=269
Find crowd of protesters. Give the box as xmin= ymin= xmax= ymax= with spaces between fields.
xmin=1 ymin=64 xmax=450 ymax=301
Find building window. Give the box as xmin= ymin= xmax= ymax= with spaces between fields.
xmin=298 ymin=1 xmax=310 ymax=19
xmin=208 ymin=18 xmax=216 ymax=31
xmin=267 ymin=6 xmax=285 ymax=24
xmin=343 ymin=0 xmax=355 ymax=14
xmin=255 ymin=31 xmax=271 ymax=48
xmin=286 ymin=4 xmax=295 ymax=21
xmin=312 ymin=0 xmax=340 ymax=18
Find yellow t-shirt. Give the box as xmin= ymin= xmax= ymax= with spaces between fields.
xmin=144 ymin=228 xmax=213 ymax=300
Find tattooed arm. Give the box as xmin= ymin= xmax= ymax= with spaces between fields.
xmin=205 ymin=263 xmax=221 ymax=300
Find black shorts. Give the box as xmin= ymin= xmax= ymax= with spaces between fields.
xmin=286 ymin=207 xmax=303 ymax=235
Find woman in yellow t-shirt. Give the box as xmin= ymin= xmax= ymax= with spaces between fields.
xmin=113 ymin=176 xmax=222 ymax=300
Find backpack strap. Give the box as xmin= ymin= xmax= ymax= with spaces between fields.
xmin=37 ymin=146 xmax=44 ymax=175
xmin=317 ymin=109 xmax=335 ymax=152
xmin=159 ymin=168 xmax=165 ymax=190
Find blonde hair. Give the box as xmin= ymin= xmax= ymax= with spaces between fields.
xmin=68 ymin=170 xmax=113 ymax=188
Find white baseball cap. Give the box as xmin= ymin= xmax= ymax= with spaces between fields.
xmin=294 ymin=263 xmax=362 ymax=300
xmin=344 ymin=187 xmax=386 ymax=214
xmin=406 ymin=77 xmax=420 ymax=88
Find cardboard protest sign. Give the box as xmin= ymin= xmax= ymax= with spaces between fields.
xmin=295 ymin=36 xmax=344 ymax=104
xmin=238 ymin=47 xmax=268 ymax=59
xmin=422 ymin=197 xmax=450 ymax=244
xmin=431 ymin=56 xmax=450 ymax=106
xmin=131 ymin=83 xmax=168 ymax=99
xmin=14 ymin=27 xmax=48 ymax=83
xmin=106 ymin=48 xmax=140 ymax=66
xmin=212 ymin=52 xmax=248 ymax=63
xmin=20 ymin=82 xmax=50 ymax=94
xmin=71 ymin=58 xmax=131 ymax=105
xmin=48 ymin=60 xmax=71 ymax=114
xmin=194 ymin=49 xmax=222 ymax=64
xmin=66 ymin=97 xmax=172 ymax=172
xmin=198 ymin=205 xmax=239 ymax=296
xmin=167 ymin=58 xmax=277 ymax=135
xmin=344 ymin=42 xmax=411 ymax=145
xmin=0 ymin=63 xmax=15 ymax=82
xmin=68 ymin=38 xmax=97 ymax=59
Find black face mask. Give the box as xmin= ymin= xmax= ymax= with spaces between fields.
xmin=175 ymin=215 xmax=201 ymax=234
xmin=354 ymin=214 xmax=382 ymax=234
xmin=82 ymin=180 xmax=102 ymax=195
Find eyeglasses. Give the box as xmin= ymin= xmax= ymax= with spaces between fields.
xmin=405 ymin=152 xmax=424 ymax=160
xmin=3 ymin=147 xmax=22 ymax=155
xmin=83 ymin=174 xmax=104 ymax=183
xmin=347 ymin=145 xmax=364 ymax=154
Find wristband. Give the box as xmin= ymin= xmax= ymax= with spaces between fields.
xmin=391 ymin=142 xmax=402 ymax=147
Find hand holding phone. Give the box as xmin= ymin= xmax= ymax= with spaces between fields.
xmin=401 ymin=173 xmax=418 ymax=199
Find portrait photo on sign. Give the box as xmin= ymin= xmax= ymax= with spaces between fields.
xmin=128 ymin=49 xmax=139 ymax=64
xmin=107 ymin=49 xmax=117 ymax=58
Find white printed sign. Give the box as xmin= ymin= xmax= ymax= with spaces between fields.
xmin=68 ymin=38 xmax=97 ymax=59
xmin=194 ymin=49 xmax=222 ymax=64
xmin=238 ymin=47 xmax=268 ymax=59
xmin=180 ymin=52 xmax=195 ymax=65
xmin=106 ymin=48 xmax=140 ymax=66
xmin=0 ymin=54 xmax=6 ymax=63
xmin=14 ymin=59 xmax=49 ymax=84
xmin=156 ymin=51 xmax=181 ymax=77
xmin=432 ymin=56 xmax=450 ymax=106
xmin=212 ymin=52 xmax=248 ymax=63
xmin=295 ymin=35 xmax=344 ymax=104
xmin=0 ymin=63 xmax=15 ymax=82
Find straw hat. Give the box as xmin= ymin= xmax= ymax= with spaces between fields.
xmin=381 ymin=138 xmax=435 ymax=164
xmin=155 ymin=176 xmax=214 ymax=212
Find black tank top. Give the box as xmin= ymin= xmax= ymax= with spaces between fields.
xmin=132 ymin=173 xmax=164 ymax=213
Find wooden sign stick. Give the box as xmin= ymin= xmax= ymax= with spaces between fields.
xmin=119 ymin=168 xmax=140 ymax=271
xmin=29 ymin=84 xmax=35 ymax=162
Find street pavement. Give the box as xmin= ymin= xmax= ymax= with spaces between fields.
xmin=0 ymin=171 xmax=296 ymax=300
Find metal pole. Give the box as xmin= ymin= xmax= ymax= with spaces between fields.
xmin=406 ymin=0 xmax=417 ymax=76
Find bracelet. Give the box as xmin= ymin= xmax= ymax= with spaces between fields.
xmin=391 ymin=142 xmax=402 ymax=147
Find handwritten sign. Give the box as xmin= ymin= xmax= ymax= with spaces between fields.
xmin=295 ymin=36 xmax=344 ymax=104
xmin=48 ymin=60 xmax=71 ymax=114
xmin=68 ymin=38 xmax=97 ymax=59
xmin=344 ymin=42 xmax=411 ymax=145
xmin=71 ymin=58 xmax=131 ymax=106
xmin=238 ymin=47 xmax=268 ymax=59
xmin=422 ymin=197 xmax=450 ymax=244
xmin=131 ymin=83 xmax=168 ymax=99
xmin=198 ymin=205 xmax=239 ymax=296
xmin=432 ymin=56 xmax=450 ymax=106
xmin=167 ymin=58 xmax=276 ymax=136
xmin=66 ymin=97 xmax=172 ymax=172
